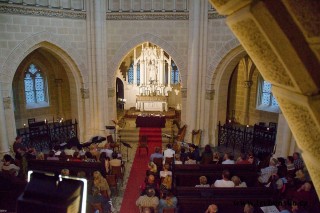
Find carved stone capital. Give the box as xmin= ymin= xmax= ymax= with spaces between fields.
xmin=243 ymin=80 xmax=253 ymax=88
xmin=181 ymin=88 xmax=187 ymax=98
xmin=205 ymin=90 xmax=215 ymax=100
xmin=3 ymin=97 xmax=11 ymax=110
xmin=80 ymin=88 xmax=89 ymax=99
xmin=108 ymin=88 xmax=115 ymax=98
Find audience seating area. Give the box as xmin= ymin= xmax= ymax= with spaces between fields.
xmin=27 ymin=159 xmax=106 ymax=177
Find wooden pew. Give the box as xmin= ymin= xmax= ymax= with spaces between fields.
xmin=173 ymin=164 xmax=258 ymax=187
xmin=27 ymin=159 xmax=106 ymax=177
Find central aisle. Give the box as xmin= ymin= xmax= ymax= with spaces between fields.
xmin=119 ymin=128 xmax=162 ymax=213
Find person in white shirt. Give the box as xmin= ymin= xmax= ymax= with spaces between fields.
xmin=212 ymin=170 xmax=235 ymax=187
xmin=163 ymin=144 xmax=175 ymax=164
xmin=222 ymin=153 xmax=235 ymax=164
xmin=1 ymin=154 xmax=20 ymax=176
xmin=100 ymin=143 xmax=113 ymax=158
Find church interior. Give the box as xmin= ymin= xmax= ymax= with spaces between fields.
xmin=0 ymin=0 xmax=319 ymax=212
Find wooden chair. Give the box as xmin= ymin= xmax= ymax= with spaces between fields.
xmin=107 ymin=135 xmax=120 ymax=152
xmin=106 ymin=174 xmax=118 ymax=196
xmin=138 ymin=135 xmax=149 ymax=155
xmin=153 ymin=157 xmax=163 ymax=171
xmin=111 ymin=165 xmax=124 ymax=186
xmin=191 ymin=129 xmax=202 ymax=147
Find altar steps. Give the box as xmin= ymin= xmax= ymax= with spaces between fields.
xmin=118 ymin=127 xmax=176 ymax=143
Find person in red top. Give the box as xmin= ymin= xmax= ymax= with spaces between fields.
xmin=236 ymin=153 xmax=251 ymax=164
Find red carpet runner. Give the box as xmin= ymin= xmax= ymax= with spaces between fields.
xmin=119 ymin=128 xmax=162 ymax=213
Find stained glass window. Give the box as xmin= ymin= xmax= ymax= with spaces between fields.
xmin=128 ymin=63 xmax=134 ymax=84
xmin=257 ymin=76 xmax=279 ymax=112
xmin=137 ymin=63 xmax=140 ymax=86
xmin=24 ymin=64 xmax=48 ymax=106
xmin=171 ymin=62 xmax=180 ymax=84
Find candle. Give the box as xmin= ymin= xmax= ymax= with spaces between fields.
xmin=23 ymin=123 xmax=26 ymax=127
xmin=44 ymin=119 xmax=47 ymax=124
xmin=246 ymin=125 xmax=249 ymax=128
xmin=267 ymin=127 xmax=270 ymax=131
xmin=229 ymin=120 xmax=231 ymax=123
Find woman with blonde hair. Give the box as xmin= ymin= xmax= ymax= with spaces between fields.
xmin=231 ymin=176 xmax=247 ymax=187
xmin=93 ymin=170 xmax=111 ymax=199
xmin=195 ymin=176 xmax=210 ymax=187
xmin=160 ymin=175 xmax=172 ymax=191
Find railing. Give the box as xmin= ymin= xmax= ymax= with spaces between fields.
xmin=16 ymin=119 xmax=78 ymax=151
xmin=217 ymin=121 xmax=277 ymax=156
xmin=106 ymin=0 xmax=189 ymax=12
xmin=0 ymin=0 xmax=85 ymax=11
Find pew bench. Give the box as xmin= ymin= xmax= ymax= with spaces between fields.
xmin=27 ymin=159 xmax=106 ymax=177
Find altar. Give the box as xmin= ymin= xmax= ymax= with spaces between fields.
xmin=136 ymin=95 xmax=168 ymax=112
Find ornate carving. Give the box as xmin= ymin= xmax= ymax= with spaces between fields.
xmin=136 ymin=95 xmax=167 ymax=102
xmin=108 ymin=88 xmax=115 ymax=98
xmin=275 ymin=95 xmax=320 ymax=158
xmin=243 ymin=80 xmax=253 ymax=88
xmin=80 ymin=88 xmax=89 ymax=99
xmin=230 ymin=19 xmax=294 ymax=88
xmin=283 ymin=1 xmax=320 ymax=39
xmin=106 ymin=12 xmax=188 ymax=20
xmin=3 ymin=97 xmax=11 ymax=109
xmin=205 ymin=90 xmax=215 ymax=100
xmin=0 ymin=4 xmax=86 ymax=19
xmin=181 ymin=88 xmax=187 ymax=98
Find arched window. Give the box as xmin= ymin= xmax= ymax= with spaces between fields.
xmin=24 ymin=64 xmax=49 ymax=108
xmin=171 ymin=62 xmax=180 ymax=84
xmin=127 ymin=63 xmax=134 ymax=84
xmin=256 ymin=75 xmax=279 ymax=113
xmin=137 ymin=63 xmax=140 ymax=86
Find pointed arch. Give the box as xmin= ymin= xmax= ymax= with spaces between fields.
xmin=0 ymin=31 xmax=87 ymax=142
xmin=107 ymin=33 xmax=186 ymax=87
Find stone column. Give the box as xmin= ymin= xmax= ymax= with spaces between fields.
xmin=274 ymin=112 xmax=293 ymax=158
xmin=186 ymin=0 xmax=201 ymax=141
xmin=167 ymin=58 xmax=171 ymax=86
xmin=140 ymin=60 xmax=145 ymax=86
xmin=0 ymin=85 xmax=9 ymax=157
xmin=242 ymin=80 xmax=253 ymax=124
xmin=209 ymin=0 xmax=320 ymax=197
xmin=55 ymin=79 xmax=63 ymax=117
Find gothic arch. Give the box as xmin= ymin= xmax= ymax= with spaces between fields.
xmin=0 ymin=31 xmax=87 ymax=142
xmin=206 ymin=38 xmax=241 ymax=90
xmin=107 ymin=33 xmax=186 ymax=88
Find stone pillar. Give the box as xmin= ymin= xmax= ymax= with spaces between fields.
xmin=140 ymin=60 xmax=145 ymax=86
xmin=242 ymin=80 xmax=253 ymax=124
xmin=0 ymin=85 xmax=9 ymax=157
xmin=209 ymin=0 xmax=320 ymax=197
xmin=186 ymin=0 xmax=201 ymax=141
xmin=167 ymin=58 xmax=171 ymax=86
xmin=274 ymin=112 xmax=293 ymax=158
xmin=55 ymin=79 xmax=63 ymax=117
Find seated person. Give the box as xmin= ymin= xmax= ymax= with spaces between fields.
xmin=150 ymin=147 xmax=163 ymax=162
xmin=189 ymin=144 xmax=201 ymax=162
xmin=84 ymin=151 xmax=97 ymax=162
xmin=64 ymin=145 xmax=76 ymax=156
xmin=93 ymin=170 xmax=111 ymax=199
xmin=258 ymin=158 xmax=278 ymax=184
xmin=291 ymin=182 xmax=316 ymax=211
xmin=159 ymin=163 xmax=172 ymax=178
xmin=174 ymin=154 xmax=182 ymax=165
xmin=180 ymin=147 xmax=188 ymax=163
xmin=195 ymin=176 xmax=210 ymax=187
xmin=201 ymin=145 xmax=213 ymax=165
xmin=13 ymin=136 xmax=36 ymax=157
xmin=278 ymin=199 xmax=291 ymax=213
xmin=205 ymin=204 xmax=218 ymax=213
xmin=147 ymin=162 xmax=158 ymax=176
xmin=140 ymin=174 xmax=159 ymax=196
xmin=52 ymin=145 xmax=62 ymax=156
xmin=222 ymin=153 xmax=235 ymax=164
xmin=293 ymin=152 xmax=304 ymax=170
xmin=236 ymin=153 xmax=251 ymax=164
xmin=286 ymin=156 xmax=295 ymax=177
xmin=110 ymin=152 xmax=121 ymax=167
xmin=99 ymin=152 xmax=110 ymax=174
xmin=159 ymin=190 xmax=177 ymax=213
xmin=70 ymin=151 xmax=82 ymax=162
xmin=212 ymin=152 xmax=221 ymax=164
xmin=243 ymin=203 xmax=254 ymax=213
xmin=160 ymin=175 xmax=172 ymax=192
xmin=136 ymin=188 xmax=159 ymax=213
xmin=87 ymin=186 xmax=111 ymax=213
xmin=277 ymin=157 xmax=287 ymax=178
xmin=36 ymin=152 xmax=45 ymax=160
xmin=46 ymin=150 xmax=59 ymax=161
xmin=100 ymin=143 xmax=113 ymax=158
xmin=231 ymin=176 xmax=247 ymax=187
xmin=212 ymin=170 xmax=235 ymax=187
xmin=1 ymin=154 xmax=20 ymax=176
xmin=185 ymin=153 xmax=197 ymax=165
xmin=61 ymin=168 xmax=70 ymax=176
